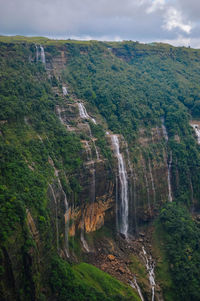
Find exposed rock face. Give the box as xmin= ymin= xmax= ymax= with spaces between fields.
xmin=26 ymin=210 xmax=39 ymax=245
xmin=39 ymin=47 xmax=174 ymax=247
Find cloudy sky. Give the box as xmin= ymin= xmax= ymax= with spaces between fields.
xmin=0 ymin=0 xmax=200 ymax=48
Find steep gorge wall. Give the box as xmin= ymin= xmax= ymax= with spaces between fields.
xmin=39 ymin=45 xmax=175 ymax=250
xmin=1 ymin=40 xmax=200 ymax=300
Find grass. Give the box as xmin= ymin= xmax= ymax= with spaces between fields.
xmin=73 ymin=262 xmax=141 ymax=300
xmin=152 ymin=221 xmax=176 ymax=301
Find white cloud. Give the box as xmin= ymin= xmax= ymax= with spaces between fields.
xmin=163 ymin=7 xmax=192 ymax=34
xmin=146 ymin=0 xmax=165 ymax=14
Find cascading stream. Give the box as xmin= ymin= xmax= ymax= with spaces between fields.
xmin=80 ymin=140 xmax=96 ymax=252
xmin=167 ymin=151 xmax=173 ymax=202
xmin=129 ymin=277 xmax=145 ymax=301
xmin=142 ymin=246 xmax=156 ymax=301
xmin=161 ymin=118 xmax=173 ymax=202
xmin=35 ymin=45 xmax=39 ymax=62
xmin=80 ymin=210 xmax=90 ymax=252
xmin=54 ymin=168 xmax=70 ymax=257
xmin=62 ymin=86 xmax=68 ymax=96
xmin=191 ymin=123 xmax=200 ymax=144
xmin=86 ymin=124 xmax=100 ymax=160
xmin=111 ymin=135 xmax=129 ymax=237
xmin=78 ymin=102 xmax=97 ymax=124
xmin=40 ymin=45 xmax=46 ymax=65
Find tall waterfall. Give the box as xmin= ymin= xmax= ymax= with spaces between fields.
xmin=54 ymin=167 xmax=70 ymax=256
xmin=142 ymin=246 xmax=156 ymax=301
xmin=40 ymin=45 xmax=46 ymax=65
xmin=167 ymin=152 xmax=173 ymax=202
xmin=78 ymin=103 xmax=97 ymax=124
xmin=80 ymin=140 xmax=96 ymax=252
xmin=111 ymin=135 xmax=129 ymax=237
xmin=84 ymin=141 xmax=96 ymax=207
xmin=161 ymin=118 xmax=173 ymax=202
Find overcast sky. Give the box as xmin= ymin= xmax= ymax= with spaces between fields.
xmin=1 ymin=0 xmax=200 ymax=48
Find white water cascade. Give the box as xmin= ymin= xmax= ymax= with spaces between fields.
xmin=80 ymin=211 xmax=90 ymax=252
xmin=161 ymin=118 xmax=173 ymax=202
xmin=78 ymin=103 xmax=97 ymax=124
xmin=40 ymin=45 xmax=46 ymax=65
xmin=111 ymin=135 xmax=129 ymax=237
xmin=56 ymin=106 xmax=65 ymax=125
xmin=35 ymin=45 xmax=39 ymax=62
xmin=84 ymin=141 xmax=96 ymax=216
xmin=161 ymin=117 xmax=168 ymax=141
xmin=167 ymin=151 xmax=173 ymax=202
xmin=191 ymin=123 xmax=200 ymax=144
xmin=62 ymin=86 xmax=68 ymax=96
xmin=86 ymin=124 xmax=100 ymax=161
xmin=53 ymin=167 xmax=70 ymax=257
xmin=129 ymin=277 xmax=144 ymax=301
xmin=142 ymin=246 xmax=156 ymax=301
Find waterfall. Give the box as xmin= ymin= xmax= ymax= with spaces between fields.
xmin=84 ymin=140 xmax=96 ymax=212
xmin=49 ymin=184 xmax=59 ymax=251
xmin=129 ymin=278 xmax=144 ymax=301
xmin=78 ymin=103 xmax=97 ymax=124
xmin=56 ymin=106 xmax=64 ymax=125
xmin=191 ymin=123 xmax=200 ymax=144
xmin=142 ymin=246 xmax=156 ymax=301
xmin=111 ymin=135 xmax=129 ymax=237
xmin=167 ymin=151 xmax=173 ymax=202
xmin=80 ymin=212 xmax=90 ymax=252
xmin=161 ymin=118 xmax=173 ymax=202
xmin=52 ymin=163 xmax=69 ymax=256
xmin=40 ymin=45 xmax=46 ymax=65
xmin=86 ymin=124 xmax=100 ymax=160
xmin=56 ymin=175 xmax=69 ymax=257
xmin=35 ymin=45 xmax=39 ymax=62
xmin=81 ymin=140 xmax=96 ymax=251
xmin=161 ymin=117 xmax=168 ymax=141
xmin=62 ymin=86 xmax=68 ymax=96
xmin=148 ymin=159 xmax=156 ymax=203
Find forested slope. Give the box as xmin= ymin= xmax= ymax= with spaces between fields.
xmin=0 ymin=36 xmax=200 ymax=300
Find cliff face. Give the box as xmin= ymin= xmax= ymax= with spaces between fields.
xmin=1 ymin=38 xmax=200 ymax=301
